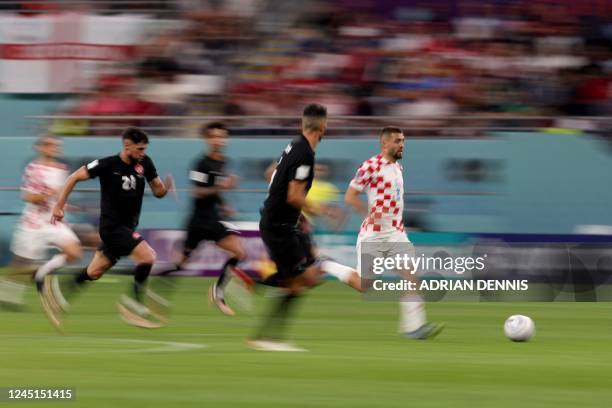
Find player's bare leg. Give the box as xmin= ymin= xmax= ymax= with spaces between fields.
xmin=140 ymin=241 xmax=201 ymax=322
xmin=34 ymin=240 xmax=82 ymax=293
xmin=128 ymin=240 xmax=156 ymax=301
xmin=319 ymin=259 xmax=362 ymax=292
xmin=40 ymin=250 xmax=112 ymax=330
xmin=248 ymin=264 xmax=322 ymax=352
xmin=209 ymin=234 xmax=248 ymax=316
xmin=248 ymin=283 xmax=308 ymax=352
xmin=85 ymin=250 xmax=114 ymax=280
xmin=397 ymin=264 xmax=444 ymax=340
xmin=117 ymin=240 xmax=163 ymax=328
xmin=308 ymin=236 xmax=362 ymax=292
xmin=35 ymin=240 xmax=82 ymax=327
xmin=0 ymin=257 xmax=35 ymax=310
xmin=248 ymin=254 xmax=362 ymax=351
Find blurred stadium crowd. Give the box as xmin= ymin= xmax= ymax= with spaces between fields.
xmin=4 ymin=0 xmax=609 ymax=136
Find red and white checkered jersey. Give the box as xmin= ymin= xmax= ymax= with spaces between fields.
xmin=19 ymin=160 xmax=68 ymax=229
xmin=349 ymin=154 xmax=404 ymax=237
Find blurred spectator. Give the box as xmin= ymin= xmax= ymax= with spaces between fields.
xmin=35 ymin=0 xmax=610 ymax=135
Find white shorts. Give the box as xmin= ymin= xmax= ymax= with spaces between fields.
xmin=11 ymin=223 xmax=79 ymax=261
xmin=356 ymin=230 xmax=414 ymax=277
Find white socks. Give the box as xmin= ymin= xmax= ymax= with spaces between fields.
xmin=321 ymin=260 xmax=355 ymax=283
xmin=322 ymin=259 xmax=426 ymax=333
xmin=399 ymin=293 xmax=426 ymax=333
xmin=35 ymin=254 xmax=67 ymax=282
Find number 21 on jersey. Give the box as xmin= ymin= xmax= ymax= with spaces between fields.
xmin=122 ymin=175 xmax=136 ymax=190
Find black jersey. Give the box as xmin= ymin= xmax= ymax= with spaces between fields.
xmin=261 ymin=134 xmax=315 ymax=226
xmin=188 ymin=155 xmax=226 ymax=223
xmin=85 ymin=154 xmax=158 ymax=229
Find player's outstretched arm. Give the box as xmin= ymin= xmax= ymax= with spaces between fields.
xmin=52 ymin=166 xmax=89 ymax=224
xmin=345 ymin=186 xmax=367 ymax=217
xmin=149 ymin=175 xmax=175 ymax=198
xmin=191 ymin=175 xmax=236 ymax=198
xmin=192 ymin=185 xmax=219 ymax=198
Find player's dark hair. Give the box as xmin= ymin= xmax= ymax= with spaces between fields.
xmin=302 ymin=104 xmax=327 ymax=119
xmin=302 ymin=104 xmax=327 ymax=132
xmin=122 ymin=127 xmax=149 ymax=144
xmin=380 ymin=126 xmax=403 ymax=139
xmin=201 ymin=122 xmax=227 ymax=138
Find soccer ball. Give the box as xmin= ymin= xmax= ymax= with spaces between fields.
xmin=504 ymin=315 xmax=535 ymax=342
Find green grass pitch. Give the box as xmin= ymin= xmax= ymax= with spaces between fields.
xmin=1 ymin=276 xmax=612 ymax=407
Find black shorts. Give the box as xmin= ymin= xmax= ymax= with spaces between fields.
xmin=98 ymin=224 xmax=143 ymax=264
xmin=184 ymin=219 xmax=237 ymax=251
xmin=259 ymin=220 xmax=315 ymax=286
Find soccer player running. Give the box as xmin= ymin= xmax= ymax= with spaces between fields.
xmin=0 ymin=136 xmax=82 ymax=309
xmin=174 ymin=122 xmax=247 ymax=316
xmin=344 ymin=126 xmax=444 ymax=339
xmin=250 ymin=104 xmax=333 ymax=351
xmin=44 ymin=127 xmax=173 ymax=329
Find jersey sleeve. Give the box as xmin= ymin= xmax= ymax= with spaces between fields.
xmin=288 ymin=150 xmax=314 ymax=182
xmin=85 ymin=156 xmax=112 ymax=179
xmin=349 ymin=160 xmax=375 ymax=192
xmin=144 ymin=156 xmax=158 ymax=182
xmin=189 ymin=159 xmax=213 ymax=187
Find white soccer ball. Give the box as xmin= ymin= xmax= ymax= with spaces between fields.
xmin=504 ymin=315 xmax=535 ymax=342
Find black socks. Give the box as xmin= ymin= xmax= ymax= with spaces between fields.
xmin=215 ymin=257 xmax=239 ymax=298
xmin=74 ymin=269 xmax=92 ymax=285
xmin=132 ymin=263 xmax=153 ymax=302
xmin=255 ymin=292 xmax=301 ymax=340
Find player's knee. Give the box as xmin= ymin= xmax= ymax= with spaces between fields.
xmin=86 ymin=269 xmax=104 ymax=280
xmin=64 ymin=243 xmax=82 ymax=262
xmin=287 ymin=280 xmax=305 ymax=295
xmin=234 ymin=247 xmax=247 ymax=261
xmin=143 ymin=253 xmax=156 ymax=265
xmin=220 ymin=236 xmax=246 ymax=261
xmin=141 ymin=248 xmax=156 ymax=265
xmin=301 ymin=265 xmax=321 ymax=288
